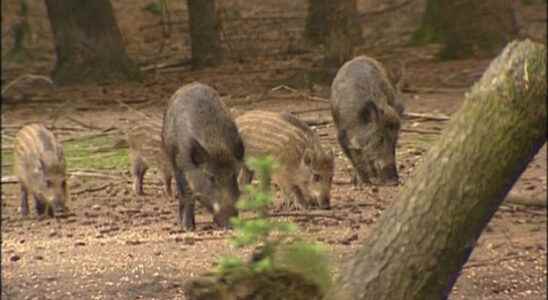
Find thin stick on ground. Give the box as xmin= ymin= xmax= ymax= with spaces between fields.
xmin=266 ymin=212 xmax=345 ymax=221
xmin=401 ymin=128 xmax=441 ymax=135
xmin=1 ymin=74 xmax=53 ymax=96
xmin=464 ymin=254 xmax=530 ymax=269
xmin=403 ymin=112 xmax=451 ymax=121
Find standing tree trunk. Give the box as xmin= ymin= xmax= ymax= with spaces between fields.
xmin=324 ymin=0 xmax=363 ymax=71
xmin=304 ymin=0 xmax=328 ymax=45
xmin=183 ymin=40 xmax=546 ymax=300
xmin=187 ymin=0 xmax=223 ymax=68
xmin=45 ymin=0 xmax=142 ymax=85
xmin=331 ymin=39 xmax=546 ymax=300
xmin=412 ymin=0 xmax=518 ymax=59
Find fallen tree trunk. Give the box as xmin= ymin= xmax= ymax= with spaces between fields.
xmin=184 ymin=40 xmax=546 ymax=300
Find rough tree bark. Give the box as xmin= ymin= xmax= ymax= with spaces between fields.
xmin=331 ymin=39 xmax=546 ymax=299
xmin=413 ymin=0 xmax=518 ymax=59
xmin=45 ymin=0 xmax=142 ymax=85
xmin=304 ymin=0 xmax=328 ymax=45
xmin=183 ymin=40 xmax=546 ymax=300
xmin=186 ymin=0 xmax=223 ymax=68
xmin=324 ymin=0 xmax=363 ymax=71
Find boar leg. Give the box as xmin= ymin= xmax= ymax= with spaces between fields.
xmin=238 ymin=165 xmax=254 ymax=190
xmin=132 ymin=156 xmax=147 ymax=195
xmin=351 ymin=171 xmax=361 ymax=186
xmin=45 ymin=203 xmax=54 ymax=218
xmin=174 ymin=170 xmax=195 ymax=231
xmin=280 ymin=186 xmax=307 ymax=211
xmin=161 ymin=171 xmax=173 ymax=198
xmin=34 ymin=196 xmax=46 ymax=216
xmin=19 ymin=184 xmax=29 ymax=217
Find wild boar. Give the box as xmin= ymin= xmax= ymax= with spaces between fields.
xmin=331 ymin=55 xmax=404 ymax=186
xmin=14 ymin=124 xmax=68 ymax=217
xmin=236 ymin=110 xmax=334 ymax=209
xmin=127 ymin=120 xmax=174 ymax=198
xmin=162 ymin=82 xmax=244 ymax=231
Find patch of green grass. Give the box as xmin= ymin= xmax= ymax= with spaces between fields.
xmin=1 ymin=136 xmax=130 ymax=176
xmin=64 ymin=136 xmax=129 ymax=171
xmin=1 ymin=150 xmax=14 ymax=176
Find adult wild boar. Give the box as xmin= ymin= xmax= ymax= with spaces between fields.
xmin=162 ymin=82 xmax=244 ymax=231
xmin=331 ymin=56 xmax=404 ymax=186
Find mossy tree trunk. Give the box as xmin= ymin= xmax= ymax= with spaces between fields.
xmin=44 ymin=0 xmax=142 ymax=85
xmin=413 ymin=0 xmax=518 ymax=59
xmin=304 ymin=0 xmax=329 ymax=45
xmin=183 ymin=40 xmax=546 ymax=300
xmin=331 ymin=39 xmax=546 ymax=300
xmin=186 ymin=0 xmax=223 ymax=68
xmin=324 ymin=0 xmax=363 ymax=71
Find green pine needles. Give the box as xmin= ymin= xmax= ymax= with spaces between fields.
xmin=217 ymin=156 xmax=332 ymax=291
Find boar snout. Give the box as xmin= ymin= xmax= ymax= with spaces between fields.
xmin=369 ymin=161 xmax=399 ymax=186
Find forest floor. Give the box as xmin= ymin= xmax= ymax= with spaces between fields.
xmin=1 ymin=1 xmax=547 ymax=300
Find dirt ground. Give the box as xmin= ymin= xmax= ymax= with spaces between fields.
xmin=1 ymin=1 xmax=547 ymax=300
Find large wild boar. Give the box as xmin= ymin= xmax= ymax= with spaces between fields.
xmin=236 ymin=110 xmax=334 ymax=210
xmin=162 ymin=82 xmax=244 ymax=231
xmin=127 ymin=119 xmax=174 ymax=198
xmin=331 ymin=56 xmax=404 ymax=186
xmin=14 ymin=124 xmax=68 ymax=217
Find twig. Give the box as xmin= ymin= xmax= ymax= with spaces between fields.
xmin=266 ymin=212 xmax=344 ymax=221
xmin=505 ymin=192 xmax=546 ymax=208
xmin=60 ymin=131 xmax=117 ymax=143
xmin=1 ymin=74 xmax=53 ymax=96
xmin=65 ymin=116 xmax=105 ymax=131
xmin=140 ymin=59 xmax=192 ymax=72
xmin=401 ymin=128 xmax=441 ymax=135
xmin=1 ymin=176 xmax=18 ymax=184
xmin=111 ymin=97 xmax=158 ymax=122
xmin=359 ymin=0 xmax=414 ymax=18
xmin=304 ymin=119 xmax=332 ymax=127
xmin=72 ymin=183 xmax=113 ymax=196
xmin=292 ymin=107 xmax=330 ymax=114
xmin=68 ymin=171 xmax=122 ymax=180
xmin=307 ymin=95 xmax=330 ymax=103
xmin=402 ymin=86 xmax=464 ymax=94
xmin=464 ymin=254 xmax=529 ymax=269
xmin=333 ymin=179 xmax=352 ymax=185
xmin=403 ymin=112 xmax=450 ymax=121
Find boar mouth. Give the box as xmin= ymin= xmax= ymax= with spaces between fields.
xmin=366 ymin=161 xmax=399 ymax=186
xmin=213 ymin=208 xmax=237 ymax=229
xmin=355 ymin=160 xmax=399 ymax=186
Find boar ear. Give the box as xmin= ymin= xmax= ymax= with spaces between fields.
xmin=303 ymin=148 xmax=313 ymax=166
xmin=190 ymin=140 xmax=208 ymax=167
xmin=361 ymin=101 xmax=379 ymax=124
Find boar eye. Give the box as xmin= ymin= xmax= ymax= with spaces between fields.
xmin=62 ymin=180 xmax=67 ymax=188
xmin=313 ymin=174 xmax=321 ymax=182
xmin=208 ymin=174 xmax=216 ymax=183
xmin=46 ymin=180 xmax=53 ymax=188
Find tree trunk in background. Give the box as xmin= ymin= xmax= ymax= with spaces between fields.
xmin=304 ymin=0 xmax=328 ymax=45
xmin=187 ymin=0 xmax=223 ymax=68
xmin=324 ymin=0 xmax=362 ymax=71
xmin=45 ymin=0 xmax=141 ymax=85
xmin=413 ymin=0 xmax=518 ymax=59
xmin=330 ymin=40 xmax=546 ymax=300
